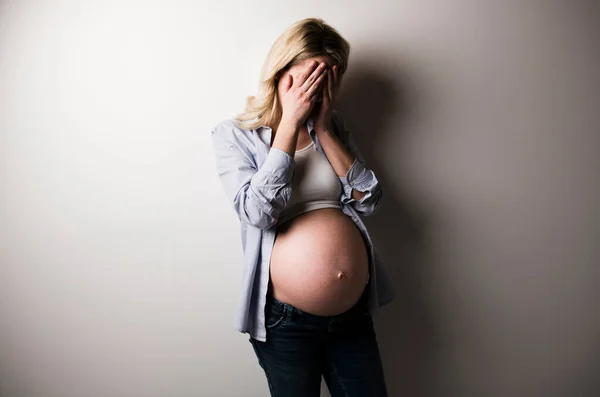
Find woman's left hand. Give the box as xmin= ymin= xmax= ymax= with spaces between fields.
xmin=313 ymin=64 xmax=340 ymax=133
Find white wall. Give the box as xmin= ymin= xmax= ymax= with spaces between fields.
xmin=1 ymin=1 xmax=599 ymax=396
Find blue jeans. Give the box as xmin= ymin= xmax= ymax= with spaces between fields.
xmin=249 ymin=287 xmax=388 ymax=396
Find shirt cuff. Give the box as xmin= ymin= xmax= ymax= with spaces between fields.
xmin=345 ymin=158 xmax=375 ymax=191
xmin=261 ymin=147 xmax=295 ymax=183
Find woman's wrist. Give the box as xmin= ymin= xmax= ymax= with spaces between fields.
xmin=314 ymin=118 xmax=334 ymax=135
xmin=279 ymin=115 xmax=303 ymax=131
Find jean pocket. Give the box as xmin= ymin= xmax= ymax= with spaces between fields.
xmin=265 ymin=302 xmax=287 ymax=329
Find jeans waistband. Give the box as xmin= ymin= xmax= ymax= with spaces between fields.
xmin=267 ymin=285 xmax=369 ymax=322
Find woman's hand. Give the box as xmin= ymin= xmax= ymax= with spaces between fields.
xmin=314 ymin=64 xmax=340 ymax=133
xmin=279 ymin=61 xmax=328 ymax=128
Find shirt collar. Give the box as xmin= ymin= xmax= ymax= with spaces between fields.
xmin=306 ymin=117 xmax=315 ymax=137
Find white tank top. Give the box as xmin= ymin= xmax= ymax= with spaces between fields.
xmin=277 ymin=140 xmax=342 ymax=225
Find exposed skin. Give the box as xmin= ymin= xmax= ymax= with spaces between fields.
xmin=267 ymin=57 xmax=371 ymax=314
xmin=274 ymin=57 xmax=366 ymax=201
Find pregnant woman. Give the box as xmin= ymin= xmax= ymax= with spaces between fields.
xmin=212 ymin=18 xmax=395 ymax=397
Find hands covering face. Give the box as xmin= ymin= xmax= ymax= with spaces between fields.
xmin=278 ymin=59 xmax=340 ymax=131
xmin=313 ymin=62 xmax=340 ymax=132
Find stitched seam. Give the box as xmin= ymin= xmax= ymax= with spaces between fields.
xmin=284 ymin=303 xmax=292 ymax=323
xmin=266 ymin=302 xmax=286 ymax=329
xmin=251 ymin=340 xmax=278 ymax=395
xmin=265 ymin=311 xmax=284 ymax=329
xmin=330 ymin=360 xmax=350 ymax=397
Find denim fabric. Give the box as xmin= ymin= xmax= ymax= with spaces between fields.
xmin=249 ymin=286 xmax=388 ymax=397
xmin=211 ymin=111 xmax=397 ymax=342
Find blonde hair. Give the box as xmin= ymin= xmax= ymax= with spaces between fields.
xmin=235 ymin=18 xmax=350 ymax=131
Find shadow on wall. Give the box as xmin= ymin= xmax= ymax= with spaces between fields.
xmin=336 ymin=58 xmax=439 ymax=397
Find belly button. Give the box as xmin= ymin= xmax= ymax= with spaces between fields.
xmin=337 ymin=271 xmax=345 ymax=279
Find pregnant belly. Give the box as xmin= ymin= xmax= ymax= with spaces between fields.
xmin=269 ymin=208 xmax=370 ymax=316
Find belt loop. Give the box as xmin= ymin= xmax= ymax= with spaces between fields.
xmin=284 ymin=303 xmax=293 ymax=323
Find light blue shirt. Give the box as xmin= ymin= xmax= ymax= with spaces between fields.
xmin=211 ymin=110 xmax=396 ymax=342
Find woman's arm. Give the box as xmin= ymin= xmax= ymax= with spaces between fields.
xmin=316 ymin=111 xmax=382 ymax=216
xmin=212 ymin=121 xmax=296 ymax=230
xmin=212 ymin=61 xmax=328 ymax=229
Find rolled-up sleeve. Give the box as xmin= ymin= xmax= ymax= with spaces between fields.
xmin=212 ymin=124 xmax=295 ymax=229
xmin=333 ymin=111 xmax=383 ymax=216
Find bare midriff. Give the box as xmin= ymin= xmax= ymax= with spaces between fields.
xmin=268 ymin=207 xmax=370 ymax=316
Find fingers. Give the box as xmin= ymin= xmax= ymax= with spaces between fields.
xmin=326 ymin=69 xmax=333 ymax=101
xmin=306 ymin=69 xmax=328 ymax=100
xmin=295 ymin=61 xmax=319 ymax=88
xmin=300 ymin=61 xmax=328 ymax=93
xmin=332 ymin=65 xmax=339 ymax=87
xmin=285 ymin=74 xmax=293 ymax=92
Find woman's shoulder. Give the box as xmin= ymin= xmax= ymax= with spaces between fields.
xmin=212 ymin=118 xmax=253 ymax=139
xmin=212 ymin=118 xmax=247 ymax=136
xmin=211 ymin=118 xmax=261 ymax=149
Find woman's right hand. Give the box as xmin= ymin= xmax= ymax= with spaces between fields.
xmin=279 ymin=61 xmax=328 ymax=127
